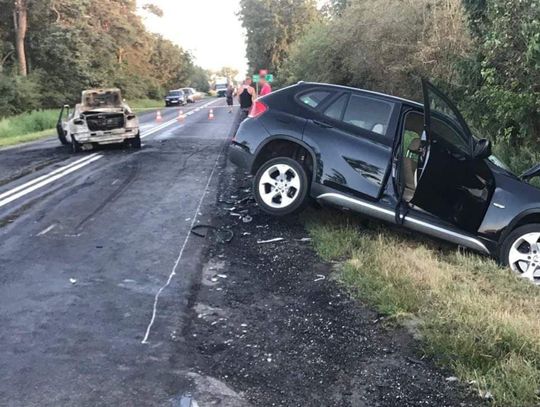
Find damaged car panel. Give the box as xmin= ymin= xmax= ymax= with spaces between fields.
xmin=57 ymin=88 xmax=141 ymax=152
xmin=229 ymin=80 xmax=540 ymax=284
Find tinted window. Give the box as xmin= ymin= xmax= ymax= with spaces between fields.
xmin=324 ymin=94 xmax=348 ymax=120
xmin=431 ymin=116 xmax=470 ymax=155
xmin=168 ymin=91 xmax=183 ymax=97
xmin=299 ymin=91 xmax=331 ymax=108
xmin=343 ymin=95 xmax=393 ymax=136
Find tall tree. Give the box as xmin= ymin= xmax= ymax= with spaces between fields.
xmin=238 ymin=0 xmax=318 ymax=75
xmin=13 ymin=0 xmax=28 ymax=76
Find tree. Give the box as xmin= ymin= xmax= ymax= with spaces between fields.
xmin=238 ymin=0 xmax=319 ymax=74
xmin=13 ymin=0 xmax=28 ymax=76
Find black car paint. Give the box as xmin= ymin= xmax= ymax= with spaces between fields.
xmin=230 ymin=82 xmax=540 ymax=258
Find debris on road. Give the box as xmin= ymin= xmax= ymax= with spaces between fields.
xmin=257 ymin=237 xmax=285 ymax=244
xmin=69 ymin=278 xmax=77 ymax=284
xmin=314 ymin=274 xmax=326 ymax=282
xmin=242 ymin=215 xmax=253 ymax=223
xmin=191 ymin=224 xmax=234 ymax=243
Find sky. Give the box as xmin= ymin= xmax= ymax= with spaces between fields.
xmin=137 ymin=0 xmax=248 ymax=78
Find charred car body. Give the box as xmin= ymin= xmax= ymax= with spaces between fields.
xmin=57 ymin=88 xmax=140 ymax=152
xmin=230 ymin=80 xmax=540 ymax=283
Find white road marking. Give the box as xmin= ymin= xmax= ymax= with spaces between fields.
xmin=0 ymin=153 xmax=99 ymax=202
xmin=141 ymin=141 xmax=225 ymax=344
xmin=36 ymin=224 xmax=56 ymax=236
xmin=0 ymin=155 xmax=103 ymax=209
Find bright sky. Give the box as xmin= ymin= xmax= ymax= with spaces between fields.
xmin=137 ymin=0 xmax=248 ymax=77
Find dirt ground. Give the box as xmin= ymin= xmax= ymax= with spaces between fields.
xmin=178 ymin=157 xmax=484 ymax=407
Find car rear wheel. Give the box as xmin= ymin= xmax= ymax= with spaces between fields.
xmin=253 ymin=157 xmax=309 ymax=216
xmin=501 ymin=224 xmax=540 ymax=284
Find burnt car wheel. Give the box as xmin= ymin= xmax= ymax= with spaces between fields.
xmin=130 ymin=133 xmax=141 ymax=149
xmin=254 ymin=157 xmax=309 ymax=216
xmin=71 ymin=137 xmax=82 ymax=153
xmin=501 ymin=224 xmax=540 ymax=284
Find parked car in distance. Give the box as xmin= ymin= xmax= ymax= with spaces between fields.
xmin=229 ymin=80 xmax=540 ymax=284
xmin=165 ymin=89 xmax=187 ymax=107
xmin=56 ymin=88 xmax=140 ymax=152
xmin=181 ymin=87 xmax=202 ymax=103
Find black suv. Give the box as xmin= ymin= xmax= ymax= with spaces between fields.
xmin=229 ymin=80 xmax=540 ymax=283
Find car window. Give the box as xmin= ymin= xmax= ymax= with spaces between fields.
xmin=298 ymin=91 xmax=331 ymax=109
xmin=431 ymin=115 xmax=470 ymax=155
xmin=342 ymin=95 xmax=393 ymax=136
xmin=323 ymin=94 xmax=348 ymax=120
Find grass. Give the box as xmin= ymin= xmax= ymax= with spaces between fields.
xmin=0 ymin=109 xmax=58 ymax=148
xmin=304 ymin=209 xmax=540 ymax=406
xmin=128 ymin=98 xmax=163 ymax=110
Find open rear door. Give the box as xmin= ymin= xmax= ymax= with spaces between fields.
xmin=410 ymin=80 xmax=490 ymax=232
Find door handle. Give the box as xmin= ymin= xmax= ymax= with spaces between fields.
xmin=312 ymin=119 xmax=333 ymax=129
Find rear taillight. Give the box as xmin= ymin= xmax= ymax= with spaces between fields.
xmin=248 ymin=100 xmax=268 ymax=118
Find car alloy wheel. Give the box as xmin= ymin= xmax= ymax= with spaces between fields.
xmin=502 ymin=224 xmax=540 ymax=284
xmin=254 ymin=157 xmax=309 ymax=216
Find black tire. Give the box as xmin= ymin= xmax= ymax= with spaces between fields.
xmin=500 ymin=223 xmax=540 ymax=283
xmin=58 ymin=130 xmax=69 ymax=146
xmin=71 ymin=137 xmax=82 ymax=153
xmin=165 ymin=102 xmax=170 ymax=107
xmin=253 ymin=157 xmax=309 ymax=216
xmin=130 ymin=133 xmax=141 ymax=149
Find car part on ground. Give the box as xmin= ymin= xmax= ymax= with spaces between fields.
xmin=56 ymin=88 xmax=140 ymax=153
xmin=229 ymin=80 xmax=540 ymax=284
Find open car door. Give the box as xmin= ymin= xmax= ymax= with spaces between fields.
xmin=410 ymin=80 xmax=493 ymax=233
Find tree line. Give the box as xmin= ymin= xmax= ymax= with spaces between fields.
xmin=239 ymin=0 xmax=539 ymax=173
xmin=0 ymin=0 xmax=210 ymax=116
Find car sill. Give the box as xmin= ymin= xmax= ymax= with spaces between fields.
xmin=317 ymin=192 xmax=490 ymax=255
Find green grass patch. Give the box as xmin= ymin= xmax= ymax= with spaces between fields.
xmin=0 ymin=109 xmax=58 ymax=147
xmin=305 ymin=209 xmax=540 ymax=406
xmin=127 ymin=98 xmax=163 ymax=110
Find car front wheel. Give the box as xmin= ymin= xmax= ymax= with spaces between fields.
xmin=501 ymin=223 xmax=540 ymax=284
xmin=253 ymin=157 xmax=309 ymax=216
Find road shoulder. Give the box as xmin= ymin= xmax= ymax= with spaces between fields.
xmin=180 ymin=160 xmax=483 ymax=406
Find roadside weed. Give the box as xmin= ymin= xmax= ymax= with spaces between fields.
xmin=306 ymin=210 xmax=540 ymax=406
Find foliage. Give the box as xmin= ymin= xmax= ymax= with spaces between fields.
xmin=0 ymin=0 xmax=209 ymax=117
xmin=238 ymin=0 xmax=319 ymax=77
xmin=277 ymin=0 xmax=539 ymax=172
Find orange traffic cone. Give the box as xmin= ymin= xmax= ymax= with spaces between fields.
xmin=156 ymin=110 xmax=162 ymax=122
xmin=208 ymin=109 xmax=214 ymax=120
xmin=177 ymin=110 xmax=185 ymax=122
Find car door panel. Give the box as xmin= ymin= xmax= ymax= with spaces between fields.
xmin=302 ymin=92 xmax=398 ymax=200
xmin=410 ymin=80 xmax=494 ymax=233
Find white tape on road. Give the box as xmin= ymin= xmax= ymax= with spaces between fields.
xmin=0 ymin=155 xmax=103 ymax=209
xmin=141 ymin=140 xmax=225 ymax=344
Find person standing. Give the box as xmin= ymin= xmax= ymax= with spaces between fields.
xmin=238 ymin=77 xmax=256 ymax=118
xmin=226 ymin=83 xmax=235 ymax=113
xmin=259 ymin=77 xmax=272 ymax=96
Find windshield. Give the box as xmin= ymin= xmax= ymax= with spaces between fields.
xmin=168 ymin=91 xmax=183 ymax=97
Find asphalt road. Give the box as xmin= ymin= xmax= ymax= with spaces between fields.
xmin=0 ymin=98 xmax=236 ymax=406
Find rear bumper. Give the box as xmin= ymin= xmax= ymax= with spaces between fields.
xmin=74 ymin=128 xmax=139 ymax=144
xmin=229 ymin=143 xmax=254 ymax=170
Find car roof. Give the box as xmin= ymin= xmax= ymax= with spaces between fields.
xmin=169 ymin=89 xmax=184 ymax=92
xmin=300 ymin=82 xmax=423 ymax=108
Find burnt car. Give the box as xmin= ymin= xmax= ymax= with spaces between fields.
xmin=165 ymin=89 xmax=187 ymax=107
xmin=181 ymin=87 xmax=202 ymax=103
xmin=229 ymin=80 xmax=540 ymax=283
xmin=56 ymin=88 xmax=140 ymax=152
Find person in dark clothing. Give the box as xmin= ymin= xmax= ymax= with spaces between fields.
xmin=226 ymin=83 xmax=235 ymax=113
xmin=238 ymin=77 xmax=256 ymax=119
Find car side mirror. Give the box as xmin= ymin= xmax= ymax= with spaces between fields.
xmin=473 ymin=138 xmax=492 ymax=159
